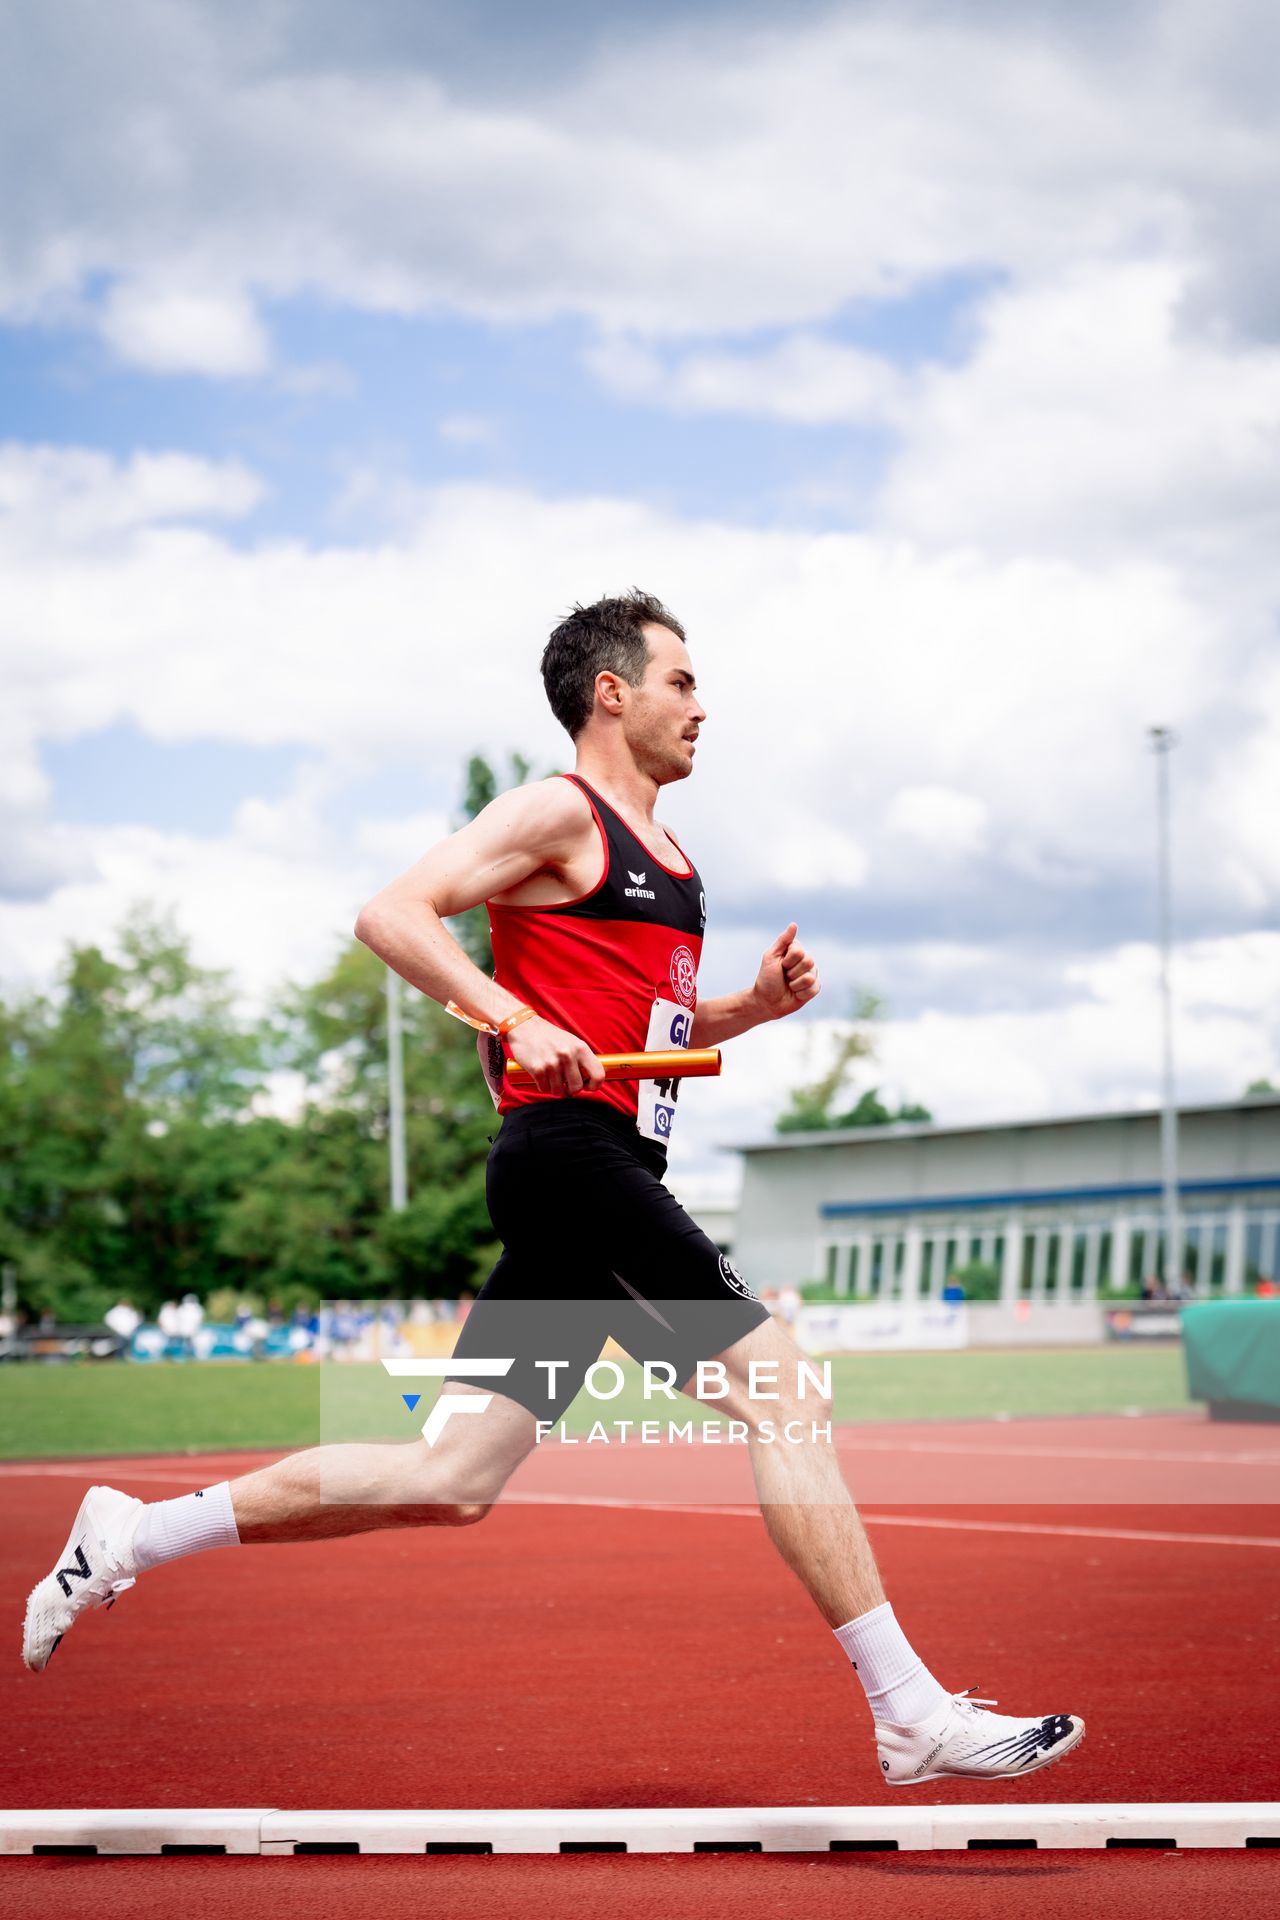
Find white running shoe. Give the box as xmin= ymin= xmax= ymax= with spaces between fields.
xmin=22 ymin=1484 xmax=143 ymax=1673
xmin=877 ymin=1690 xmax=1085 ymax=1786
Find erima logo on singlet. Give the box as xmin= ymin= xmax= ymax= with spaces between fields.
xmin=625 ymin=868 xmax=656 ymax=900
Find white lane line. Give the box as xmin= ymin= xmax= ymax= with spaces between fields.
xmin=862 ymin=1512 xmax=1280 ymax=1549
xmin=499 ymin=1491 xmax=1280 ymax=1548
xmin=834 ymin=1435 xmax=1280 ymax=1469
xmin=7 ymin=1802 xmax=1280 ymax=1853
xmin=0 ymin=1463 xmax=261 ymax=1485
xmin=9 ymin=1429 xmax=1280 ymax=1475
xmin=2 ymin=1465 xmax=1275 ymax=1546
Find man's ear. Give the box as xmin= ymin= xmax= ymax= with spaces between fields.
xmin=595 ymin=670 xmax=626 ymax=716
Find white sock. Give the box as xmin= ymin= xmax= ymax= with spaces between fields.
xmin=131 ymin=1482 xmax=241 ymax=1572
xmin=833 ymin=1601 xmax=951 ymax=1727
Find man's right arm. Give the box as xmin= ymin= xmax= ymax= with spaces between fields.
xmin=353 ymin=778 xmax=605 ymax=1094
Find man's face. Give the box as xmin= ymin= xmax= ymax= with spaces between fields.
xmin=621 ymin=623 xmax=706 ymax=786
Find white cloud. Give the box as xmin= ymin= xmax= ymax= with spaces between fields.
xmin=710 ymin=926 xmax=1280 ymax=1167
xmin=2 ymin=1 xmax=1277 ymax=350
xmin=0 ymin=442 xmax=264 ymax=548
xmin=875 ymin=931 xmax=1280 ymax=1124
xmin=886 ymin=786 xmax=989 ymax=857
xmin=758 ymin=818 xmax=870 ymax=893
xmin=588 ymin=334 xmax=904 ymax=425
xmin=353 ymin=811 xmax=452 ymax=871
xmin=1202 ymin=655 xmax=1280 ymax=911
xmin=98 ymin=279 xmax=271 ymax=376
xmin=6 ymin=463 xmax=1219 ymax=903
xmin=0 ymin=451 xmax=1255 ymax=912
xmin=2 ymin=448 xmax=1275 ymax=1179
xmin=0 ymin=812 xmax=363 ymax=1008
xmin=277 ymin=360 xmax=354 ymax=398
xmin=877 ymin=260 xmax=1280 ymax=559
xmin=594 ymin=260 xmax=1280 ymax=580
xmin=1070 ymin=932 xmax=1280 ymax=1030
xmin=1 ymin=3 xmax=1276 ymax=1180
xmin=437 ymin=413 xmax=502 ymax=449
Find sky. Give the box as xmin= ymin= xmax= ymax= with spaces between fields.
xmin=2 ymin=0 xmax=1279 ymax=1197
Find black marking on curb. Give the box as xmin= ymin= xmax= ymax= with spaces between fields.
xmin=1105 ymin=1838 xmax=1177 ymax=1850
xmin=425 ymin=1842 xmax=493 ymax=1855
xmin=294 ymin=1841 xmax=360 ymax=1854
xmin=830 ymin=1840 xmax=900 ymax=1851
xmin=968 ymin=1839 xmax=1038 ymax=1850
xmin=1246 ymin=1838 xmax=1280 ymax=1848
xmin=33 ymin=1844 xmax=97 ymax=1855
xmin=161 ymin=1844 xmax=227 ymax=1855
xmin=693 ymin=1841 xmax=763 ymax=1852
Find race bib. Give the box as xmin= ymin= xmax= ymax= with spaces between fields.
xmin=636 ymin=995 xmax=695 ymax=1144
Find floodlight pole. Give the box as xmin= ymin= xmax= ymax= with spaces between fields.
xmin=1149 ymin=727 xmax=1180 ymax=1291
xmin=386 ymin=969 xmax=408 ymax=1213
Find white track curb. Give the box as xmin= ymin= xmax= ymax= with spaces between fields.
xmin=3 ymin=1804 xmax=1278 ymax=1854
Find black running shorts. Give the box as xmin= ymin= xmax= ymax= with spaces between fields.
xmin=448 ymin=1099 xmax=771 ymax=1421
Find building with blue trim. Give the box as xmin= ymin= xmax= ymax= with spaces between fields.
xmin=728 ymin=1093 xmax=1280 ymax=1304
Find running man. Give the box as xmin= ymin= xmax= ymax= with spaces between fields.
xmin=24 ymin=590 xmax=1083 ymax=1786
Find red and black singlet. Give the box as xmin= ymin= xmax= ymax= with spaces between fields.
xmin=488 ymin=773 xmax=706 ymax=1134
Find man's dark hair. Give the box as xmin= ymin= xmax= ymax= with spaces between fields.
xmin=541 ymin=589 xmax=686 ymax=739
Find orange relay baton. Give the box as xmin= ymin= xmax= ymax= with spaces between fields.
xmin=505 ymin=1048 xmax=721 ymax=1087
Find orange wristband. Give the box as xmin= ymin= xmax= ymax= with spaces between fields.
xmin=497 ymin=1006 xmax=537 ymax=1037
xmin=446 ymin=1000 xmax=538 ymax=1037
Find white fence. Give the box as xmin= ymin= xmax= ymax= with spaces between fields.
xmin=819 ymin=1204 xmax=1280 ymax=1306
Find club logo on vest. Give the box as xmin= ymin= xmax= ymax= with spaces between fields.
xmin=625 ymin=868 xmax=656 ymax=901
xmin=670 ymin=945 xmax=697 ymax=1008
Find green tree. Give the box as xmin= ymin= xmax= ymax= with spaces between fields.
xmin=775 ymin=989 xmax=933 ymax=1133
xmin=453 ymin=749 xmax=536 ymax=975
xmin=261 ymin=745 xmax=542 ymax=1295
xmin=0 ymin=908 xmax=267 ymax=1320
xmin=0 ymin=748 xmax=548 ymax=1320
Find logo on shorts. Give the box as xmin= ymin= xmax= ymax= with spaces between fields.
xmin=719 ymin=1253 xmax=754 ymax=1300
xmin=671 ymin=945 xmax=698 ymax=1007
xmin=626 ymin=868 xmax=656 ymax=901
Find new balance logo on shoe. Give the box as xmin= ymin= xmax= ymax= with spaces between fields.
xmin=55 ymin=1546 xmax=91 ymax=1598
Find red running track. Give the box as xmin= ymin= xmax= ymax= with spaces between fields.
xmin=2 ymin=1415 xmax=1278 ymax=1917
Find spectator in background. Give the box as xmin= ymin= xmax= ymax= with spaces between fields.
xmin=104 ymin=1299 xmax=142 ymax=1341
xmin=170 ymin=1293 xmax=204 ymax=1360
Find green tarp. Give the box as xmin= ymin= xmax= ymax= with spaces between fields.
xmin=1182 ymin=1299 xmax=1280 ymax=1416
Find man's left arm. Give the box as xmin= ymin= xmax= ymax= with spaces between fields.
xmin=689 ymin=922 xmax=819 ymax=1046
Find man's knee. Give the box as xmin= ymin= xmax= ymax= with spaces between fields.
xmin=749 ymin=1392 xmax=833 ymax=1438
xmin=440 ymin=1500 xmax=492 ymax=1527
xmin=399 ymin=1498 xmax=494 ymax=1527
xmin=699 ymin=1344 xmax=835 ymax=1432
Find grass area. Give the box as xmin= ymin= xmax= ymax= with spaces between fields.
xmin=0 ymin=1345 xmax=1192 ymax=1460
